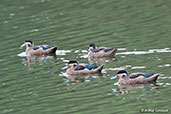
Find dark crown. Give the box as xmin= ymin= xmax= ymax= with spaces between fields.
xmin=25 ymin=40 xmax=33 ymax=44
xmin=68 ymin=60 xmax=78 ymax=64
xmin=117 ymin=70 xmax=128 ymax=74
xmin=90 ymin=43 xmax=96 ymax=49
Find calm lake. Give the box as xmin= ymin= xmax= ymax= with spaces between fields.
xmin=0 ymin=0 xmax=171 ymax=114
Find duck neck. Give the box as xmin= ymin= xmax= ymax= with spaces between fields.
xmin=26 ymin=45 xmax=32 ymax=54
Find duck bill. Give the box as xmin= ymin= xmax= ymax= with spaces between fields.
xmin=111 ymin=75 xmax=118 ymax=80
xmin=20 ymin=43 xmax=25 ymax=48
xmin=62 ymin=65 xmax=69 ymax=70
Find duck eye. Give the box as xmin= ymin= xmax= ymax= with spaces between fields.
xmin=89 ymin=47 xmax=94 ymax=50
xmin=28 ymin=44 xmax=31 ymax=47
xmin=91 ymin=46 xmax=95 ymax=49
xmin=73 ymin=64 xmax=77 ymax=67
xmin=122 ymin=75 xmax=126 ymax=78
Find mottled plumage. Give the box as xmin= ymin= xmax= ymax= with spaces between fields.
xmin=88 ymin=44 xmax=117 ymax=58
xmin=63 ymin=60 xmax=104 ymax=75
xmin=115 ymin=70 xmax=159 ymax=84
xmin=21 ymin=40 xmax=57 ymax=56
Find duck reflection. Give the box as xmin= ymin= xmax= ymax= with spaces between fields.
xmin=113 ymin=83 xmax=158 ymax=96
xmin=21 ymin=54 xmax=56 ymax=67
xmin=88 ymin=56 xmax=117 ymax=65
xmin=63 ymin=73 xmax=102 ymax=86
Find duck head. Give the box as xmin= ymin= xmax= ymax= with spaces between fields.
xmin=20 ymin=40 xmax=33 ymax=48
xmin=89 ymin=43 xmax=96 ymax=51
xmin=62 ymin=60 xmax=79 ymax=70
xmin=111 ymin=70 xmax=128 ymax=80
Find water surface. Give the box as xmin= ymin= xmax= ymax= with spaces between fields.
xmin=0 ymin=0 xmax=171 ymax=114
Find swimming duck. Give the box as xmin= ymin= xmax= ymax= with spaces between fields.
xmin=20 ymin=40 xmax=57 ymax=56
xmin=63 ymin=60 xmax=104 ymax=75
xmin=88 ymin=44 xmax=117 ymax=58
xmin=113 ymin=70 xmax=159 ymax=84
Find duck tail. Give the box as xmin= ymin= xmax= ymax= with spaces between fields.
xmin=113 ymin=48 xmax=117 ymax=53
xmin=51 ymin=46 xmax=57 ymax=53
xmin=110 ymin=48 xmax=117 ymax=55
xmin=97 ymin=65 xmax=104 ymax=72
xmin=153 ymin=74 xmax=159 ymax=82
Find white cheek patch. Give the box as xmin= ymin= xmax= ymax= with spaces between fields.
xmin=27 ymin=42 xmax=32 ymax=47
xmin=89 ymin=47 xmax=94 ymax=51
xmin=122 ymin=73 xmax=127 ymax=76
xmin=28 ymin=42 xmax=32 ymax=45
xmin=119 ymin=73 xmax=127 ymax=78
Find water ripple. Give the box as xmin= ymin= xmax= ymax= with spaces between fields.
xmin=117 ymin=48 xmax=171 ymax=55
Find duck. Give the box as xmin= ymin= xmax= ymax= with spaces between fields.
xmin=113 ymin=70 xmax=159 ymax=84
xmin=20 ymin=40 xmax=57 ymax=56
xmin=62 ymin=60 xmax=104 ymax=75
xmin=88 ymin=43 xmax=117 ymax=58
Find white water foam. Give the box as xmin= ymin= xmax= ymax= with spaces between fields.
xmin=117 ymin=48 xmax=171 ymax=55
xmin=131 ymin=66 xmax=146 ymax=69
xmin=17 ymin=52 xmax=27 ymax=57
xmin=56 ymin=50 xmax=71 ymax=55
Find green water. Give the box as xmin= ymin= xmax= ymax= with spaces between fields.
xmin=0 ymin=0 xmax=171 ymax=114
